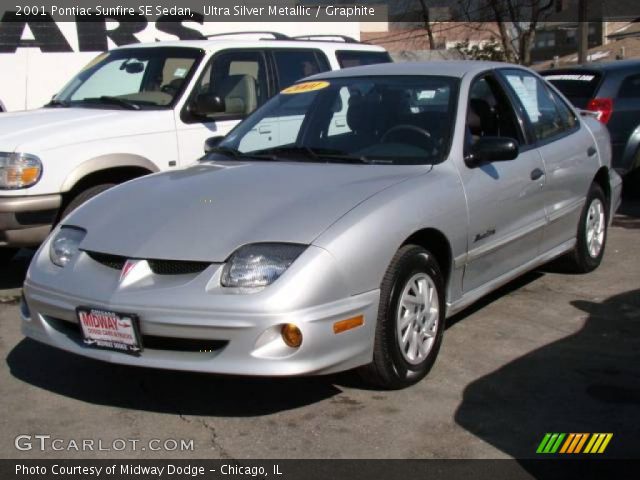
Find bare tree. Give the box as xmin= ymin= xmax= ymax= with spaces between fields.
xmin=485 ymin=0 xmax=555 ymax=65
xmin=417 ymin=0 xmax=437 ymax=50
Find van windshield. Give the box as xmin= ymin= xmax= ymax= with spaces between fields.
xmin=52 ymin=47 xmax=204 ymax=110
xmin=216 ymin=75 xmax=459 ymax=165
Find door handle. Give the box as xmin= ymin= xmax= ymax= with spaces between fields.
xmin=530 ymin=168 xmax=545 ymax=181
xmin=258 ymin=126 xmax=272 ymax=134
xmin=587 ymin=146 xmax=597 ymax=157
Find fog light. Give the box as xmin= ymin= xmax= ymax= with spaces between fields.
xmin=281 ymin=323 xmax=302 ymax=348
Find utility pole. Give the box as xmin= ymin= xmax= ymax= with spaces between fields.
xmin=578 ymin=0 xmax=589 ymax=64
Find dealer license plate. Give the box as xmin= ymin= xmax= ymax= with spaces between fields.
xmin=77 ymin=307 xmax=142 ymax=355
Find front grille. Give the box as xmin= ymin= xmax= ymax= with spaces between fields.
xmin=46 ymin=316 xmax=228 ymax=353
xmin=85 ymin=251 xmax=211 ymax=275
xmin=85 ymin=251 xmax=126 ymax=270
xmin=147 ymin=259 xmax=211 ymax=275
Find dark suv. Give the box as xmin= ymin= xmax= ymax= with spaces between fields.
xmin=542 ymin=60 xmax=640 ymax=175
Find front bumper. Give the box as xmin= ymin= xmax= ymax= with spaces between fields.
xmin=0 ymin=194 xmax=61 ymax=247
xmin=21 ymin=245 xmax=379 ymax=376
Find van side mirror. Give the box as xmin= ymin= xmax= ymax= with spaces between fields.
xmin=190 ymin=94 xmax=225 ymax=118
xmin=466 ymin=137 xmax=519 ymax=167
xmin=204 ymin=136 xmax=224 ymax=153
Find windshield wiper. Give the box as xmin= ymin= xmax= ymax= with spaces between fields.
xmin=204 ymin=147 xmax=279 ymax=162
xmin=45 ymin=98 xmax=69 ymax=108
xmin=79 ymin=96 xmax=141 ymax=110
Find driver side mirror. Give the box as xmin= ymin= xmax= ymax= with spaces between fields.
xmin=466 ymin=136 xmax=519 ymax=167
xmin=190 ymin=94 xmax=225 ymax=118
xmin=204 ymin=136 xmax=224 ymax=154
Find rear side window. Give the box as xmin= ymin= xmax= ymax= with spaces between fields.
xmin=273 ymin=50 xmax=330 ymax=89
xmin=502 ymin=69 xmax=570 ymax=142
xmin=335 ymin=50 xmax=392 ymax=68
xmin=542 ymin=71 xmax=601 ymax=108
xmin=618 ymin=74 xmax=640 ymax=98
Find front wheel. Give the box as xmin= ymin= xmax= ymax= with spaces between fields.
xmin=566 ymin=183 xmax=608 ymax=273
xmin=359 ymin=245 xmax=446 ymax=389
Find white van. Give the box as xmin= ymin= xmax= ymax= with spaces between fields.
xmin=0 ymin=32 xmax=390 ymax=261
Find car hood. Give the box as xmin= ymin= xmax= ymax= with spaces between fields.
xmin=68 ymin=161 xmax=425 ymax=261
xmin=0 ymin=107 xmax=173 ymax=152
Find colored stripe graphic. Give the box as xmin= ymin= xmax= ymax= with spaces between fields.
xmin=539 ymin=433 xmax=613 ymax=454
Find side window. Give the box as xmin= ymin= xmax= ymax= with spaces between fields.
xmin=190 ymin=50 xmax=267 ymax=119
xmin=466 ymin=75 xmax=524 ymax=150
xmin=548 ymin=87 xmax=578 ymax=130
xmin=335 ymin=50 xmax=392 ymax=68
xmin=273 ymin=50 xmax=330 ymax=89
xmin=618 ymin=74 xmax=640 ymax=98
xmin=502 ymin=69 xmax=567 ymax=141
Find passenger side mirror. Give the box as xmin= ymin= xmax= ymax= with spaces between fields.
xmin=466 ymin=136 xmax=519 ymax=167
xmin=190 ymin=94 xmax=225 ymax=118
xmin=204 ymin=136 xmax=224 ymax=154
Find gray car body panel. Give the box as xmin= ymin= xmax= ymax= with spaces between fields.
xmin=22 ymin=61 xmax=621 ymax=376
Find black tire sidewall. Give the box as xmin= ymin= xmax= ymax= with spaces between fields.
xmin=576 ymin=184 xmax=608 ymax=272
xmin=382 ymin=248 xmax=445 ymax=385
xmin=61 ymin=184 xmax=115 ymax=220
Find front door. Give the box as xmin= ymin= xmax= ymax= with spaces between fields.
xmin=460 ymin=74 xmax=548 ymax=293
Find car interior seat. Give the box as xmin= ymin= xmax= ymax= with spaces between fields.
xmin=216 ymin=74 xmax=258 ymax=115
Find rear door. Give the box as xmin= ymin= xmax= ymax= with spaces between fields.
xmin=500 ymin=68 xmax=594 ymax=254
xmin=609 ymin=73 xmax=640 ymax=170
xmin=460 ymin=73 xmax=547 ymax=293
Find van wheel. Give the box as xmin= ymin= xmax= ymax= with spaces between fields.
xmin=566 ymin=183 xmax=608 ymax=273
xmin=0 ymin=248 xmax=18 ymax=264
xmin=359 ymin=245 xmax=445 ymax=389
xmin=60 ymin=184 xmax=115 ymax=221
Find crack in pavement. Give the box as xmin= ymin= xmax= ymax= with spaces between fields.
xmin=138 ymin=378 xmax=233 ymax=460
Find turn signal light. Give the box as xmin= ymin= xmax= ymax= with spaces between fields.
xmin=333 ymin=315 xmax=364 ymax=334
xmin=281 ymin=323 xmax=303 ymax=348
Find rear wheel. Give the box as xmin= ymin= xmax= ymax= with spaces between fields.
xmin=60 ymin=183 xmax=115 ymax=221
xmin=359 ymin=245 xmax=446 ymax=389
xmin=566 ymin=183 xmax=608 ymax=273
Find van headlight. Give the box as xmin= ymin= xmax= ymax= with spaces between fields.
xmin=49 ymin=227 xmax=86 ymax=268
xmin=221 ymin=243 xmax=306 ymax=288
xmin=0 ymin=152 xmax=42 ymax=189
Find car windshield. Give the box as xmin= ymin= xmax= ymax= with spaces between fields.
xmin=215 ymin=75 xmax=459 ymax=165
xmin=542 ymin=71 xmax=602 ymax=109
xmin=51 ymin=47 xmax=204 ymax=109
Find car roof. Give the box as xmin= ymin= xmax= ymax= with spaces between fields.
xmin=114 ymin=38 xmax=387 ymax=54
xmin=307 ymin=60 xmax=525 ymax=80
xmin=541 ymin=59 xmax=640 ymax=74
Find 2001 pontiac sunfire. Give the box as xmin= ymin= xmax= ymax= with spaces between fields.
xmin=22 ymin=62 xmax=622 ymax=389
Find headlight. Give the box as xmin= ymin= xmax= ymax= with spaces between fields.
xmin=221 ymin=243 xmax=306 ymax=288
xmin=0 ymin=152 xmax=42 ymax=189
xmin=49 ymin=227 xmax=86 ymax=268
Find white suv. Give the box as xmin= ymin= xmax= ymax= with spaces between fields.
xmin=0 ymin=33 xmax=390 ymax=262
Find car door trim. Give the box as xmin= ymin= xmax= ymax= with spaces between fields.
xmin=454 ymin=217 xmax=547 ymax=268
xmin=547 ymin=198 xmax=586 ymax=224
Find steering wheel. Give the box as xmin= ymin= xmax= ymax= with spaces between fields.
xmin=381 ymin=124 xmax=431 ymax=144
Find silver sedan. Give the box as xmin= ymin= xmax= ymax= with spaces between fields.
xmin=21 ymin=62 xmax=622 ymax=389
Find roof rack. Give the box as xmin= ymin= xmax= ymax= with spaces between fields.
xmin=204 ymin=31 xmax=290 ymax=40
xmin=291 ymin=34 xmax=360 ymax=44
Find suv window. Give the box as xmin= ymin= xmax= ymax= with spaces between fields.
xmin=542 ymin=71 xmax=601 ymax=108
xmin=502 ymin=69 xmax=568 ymax=142
xmin=273 ymin=50 xmax=330 ymax=89
xmin=335 ymin=50 xmax=392 ymax=68
xmin=190 ymin=50 xmax=268 ymax=119
xmin=618 ymin=74 xmax=640 ymax=98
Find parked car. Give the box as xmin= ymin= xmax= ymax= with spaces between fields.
xmin=22 ymin=61 xmax=622 ymax=389
xmin=542 ymin=60 xmax=640 ymax=176
xmin=0 ymin=33 xmax=390 ymax=263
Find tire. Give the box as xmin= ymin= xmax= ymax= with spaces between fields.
xmin=0 ymin=248 xmax=18 ymax=264
xmin=359 ymin=245 xmax=446 ymax=389
xmin=566 ymin=183 xmax=608 ymax=273
xmin=60 ymin=184 xmax=115 ymax=221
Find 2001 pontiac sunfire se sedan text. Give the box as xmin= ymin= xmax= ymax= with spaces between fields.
xmin=22 ymin=62 xmax=622 ymax=389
